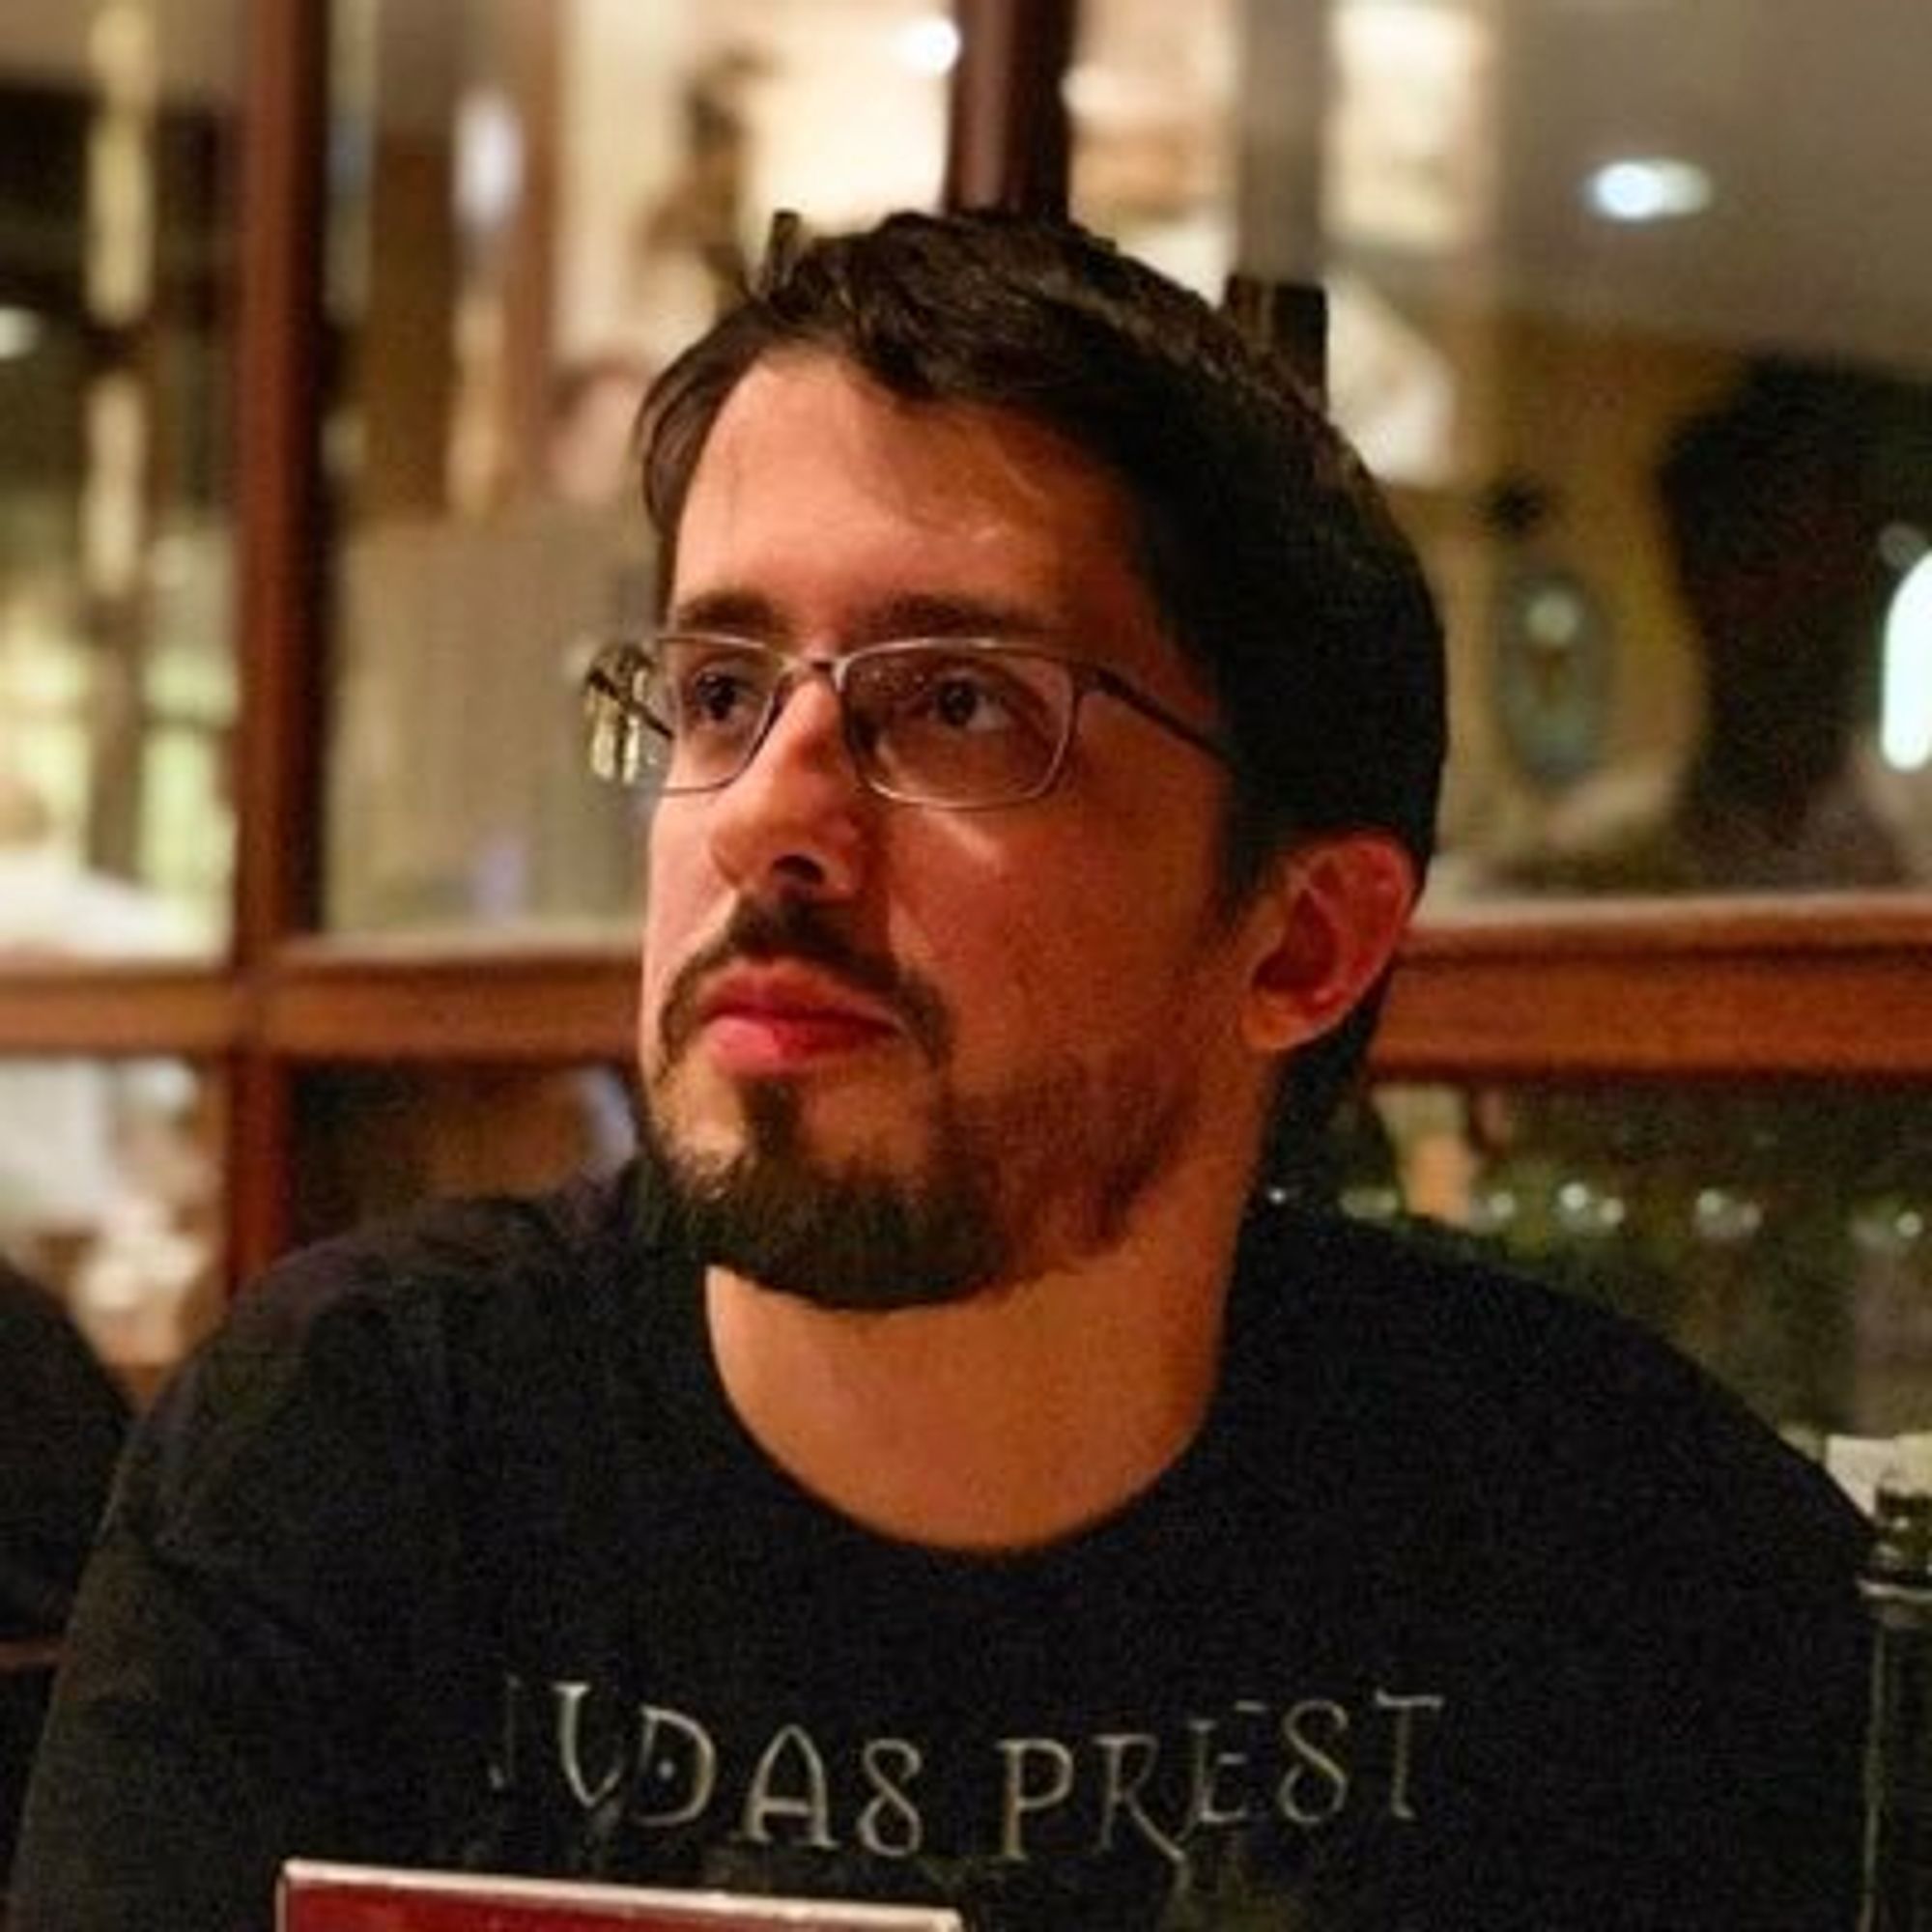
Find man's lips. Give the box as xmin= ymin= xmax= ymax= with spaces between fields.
xmin=694 ymin=967 xmax=904 ymax=1073
xmin=654 ymin=906 xmax=952 ymax=1072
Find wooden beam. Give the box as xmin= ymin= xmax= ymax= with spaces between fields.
xmin=227 ymin=0 xmax=329 ymax=1280
xmin=261 ymin=937 xmax=637 ymax=1062
xmin=943 ymin=0 xmax=1077 ymax=216
xmin=0 ymin=968 xmax=241 ymax=1055
xmin=1378 ymin=896 xmax=1932 ymax=1081
xmin=11 ymin=896 xmax=1931 ymax=1082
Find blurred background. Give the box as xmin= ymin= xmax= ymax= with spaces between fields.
xmin=0 ymin=0 xmax=1927 ymax=1443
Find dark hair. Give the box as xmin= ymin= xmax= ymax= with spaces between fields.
xmin=638 ymin=210 xmax=1446 ymax=1161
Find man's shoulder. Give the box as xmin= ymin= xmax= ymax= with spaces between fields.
xmin=1245 ymin=1198 xmax=1750 ymax=1406
xmin=228 ymin=1159 xmax=662 ymax=1344
xmin=116 ymin=1161 xmax=687 ymax=1545
xmin=147 ymin=1161 xmax=683 ymax=1461
xmin=1235 ymin=1204 xmax=1868 ymax=1573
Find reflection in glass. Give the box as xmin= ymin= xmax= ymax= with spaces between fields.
xmin=1066 ymin=0 xmax=1238 ymax=296
xmin=0 ymin=1 xmax=240 ymax=954
xmin=322 ymin=0 xmax=951 ymax=933
xmin=1361 ymin=1082 xmax=1932 ymax=1445
xmin=0 ymin=1055 xmax=223 ymax=1406
xmin=1072 ymin=0 xmax=1932 ymax=897
xmin=293 ymin=1064 xmax=637 ymax=1244
xmin=1461 ymin=366 xmax=1921 ymax=899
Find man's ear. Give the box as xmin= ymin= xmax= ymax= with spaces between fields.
xmin=1239 ymin=833 xmax=1418 ymax=1055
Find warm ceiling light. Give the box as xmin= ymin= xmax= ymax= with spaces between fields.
xmin=895 ymin=16 xmax=961 ymax=77
xmin=1585 ymin=156 xmax=1713 ymax=223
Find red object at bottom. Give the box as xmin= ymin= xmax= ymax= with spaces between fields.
xmin=278 ymin=1861 xmax=964 ymax=1932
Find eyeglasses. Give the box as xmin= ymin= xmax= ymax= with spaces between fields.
xmin=582 ymin=632 xmax=1233 ymax=810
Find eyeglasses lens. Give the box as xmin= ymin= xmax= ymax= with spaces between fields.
xmin=847 ymin=650 xmax=1069 ymax=805
xmin=584 ymin=639 xmax=1077 ymax=807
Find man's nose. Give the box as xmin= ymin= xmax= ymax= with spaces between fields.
xmin=701 ymin=670 xmax=869 ymax=897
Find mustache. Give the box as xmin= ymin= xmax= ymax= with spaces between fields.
xmin=657 ymin=897 xmax=952 ymax=1066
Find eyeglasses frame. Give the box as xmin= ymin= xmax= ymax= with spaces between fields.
xmin=583 ymin=631 xmax=1235 ymax=810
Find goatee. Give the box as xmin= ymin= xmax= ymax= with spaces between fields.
xmin=642 ymin=896 xmax=1193 ymax=1312
xmin=638 ymin=1078 xmax=1010 ymax=1311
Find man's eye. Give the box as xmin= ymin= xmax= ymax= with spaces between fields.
xmin=886 ymin=658 xmax=1055 ymax=737
xmin=677 ymin=663 xmax=763 ymax=729
xmin=925 ymin=672 xmax=1014 ymax=733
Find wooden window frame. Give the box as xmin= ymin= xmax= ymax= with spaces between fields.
xmin=2 ymin=0 xmax=1926 ymax=1289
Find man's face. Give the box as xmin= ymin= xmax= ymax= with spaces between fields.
xmin=637 ymin=353 xmax=1275 ymax=1308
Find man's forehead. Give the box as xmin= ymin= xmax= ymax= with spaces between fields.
xmin=686 ymin=354 xmax=1118 ymax=519
xmin=666 ymin=355 xmax=1182 ymax=673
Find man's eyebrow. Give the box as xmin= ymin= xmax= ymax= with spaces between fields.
xmin=663 ymin=587 xmax=1050 ymax=644
xmin=665 ymin=588 xmax=784 ymax=637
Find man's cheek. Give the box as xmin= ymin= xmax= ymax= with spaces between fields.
xmin=637 ymin=949 xmax=680 ymax=1072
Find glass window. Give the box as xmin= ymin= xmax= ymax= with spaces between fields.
xmin=290 ymin=1059 xmax=634 ymax=1236
xmin=292 ymin=1062 xmax=638 ymax=1242
xmin=1066 ymin=0 xmax=1240 ymax=294
xmin=1071 ymin=0 xmax=1932 ymax=902
xmin=320 ymin=0 xmax=953 ymax=934
xmin=1349 ymin=1081 xmax=1932 ymax=1450
xmin=0 ymin=1054 xmax=223 ymax=1406
xmin=0 ymin=1 xmax=241 ymax=957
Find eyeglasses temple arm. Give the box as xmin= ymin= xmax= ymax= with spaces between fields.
xmin=1087 ymin=666 xmax=1236 ymax=769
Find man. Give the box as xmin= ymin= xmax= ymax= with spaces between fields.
xmin=0 ymin=1261 xmax=128 ymax=1901
xmin=14 ymin=212 xmax=1867 ymax=1930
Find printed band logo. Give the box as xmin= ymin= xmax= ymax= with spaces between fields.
xmin=490 ymin=1676 xmax=1446 ymax=1874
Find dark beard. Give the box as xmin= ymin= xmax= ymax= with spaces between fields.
xmin=641 ymin=896 xmax=1195 ymax=1312
xmin=639 ymin=1078 xmax=1009 ymax=1311
xmin=640 ymin=1049 xmax=1193 ymax=1314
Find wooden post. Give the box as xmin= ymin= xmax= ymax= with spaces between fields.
xmin=943 ymin=0 xmax=1077 ymax=216
xmin=227 ymin=0 xmax=329 ymax=1284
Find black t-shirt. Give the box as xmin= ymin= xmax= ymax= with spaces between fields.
xmin=13 ymin=1166 xmax=1870 ymax=1930
xmin=0 ymin=1263 xmax=128 ymax=1887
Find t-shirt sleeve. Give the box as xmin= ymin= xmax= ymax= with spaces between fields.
xmin=9 ymin=1249 xmax=457 ymax=1932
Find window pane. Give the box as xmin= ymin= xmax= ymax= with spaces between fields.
xmin=0 ymin=1 xmax=241 ymax=957
xmin=1072 ymin=0 xmax=1932 ymax=901
xmin=1066 ymin=0 xmax=1240 ymax=294
xmin=0 ymin=1054 xmax=224 ymax=1406
xmin=292 ymin=1063 xmax=638 ymax=1240
xmin=320 ymin=0 xmax=952 ymax=934
xmin=1355 ymin=1081 xmax=1932 ymax=1448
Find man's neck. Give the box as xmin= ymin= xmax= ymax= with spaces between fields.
xmin=702 ymin=1151 xmax=1254 ymax=1553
